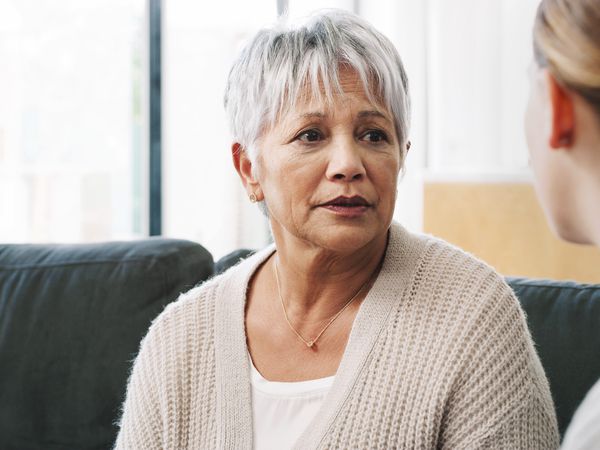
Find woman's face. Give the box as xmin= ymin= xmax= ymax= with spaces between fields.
xmin=254 ymin=69 xmax=402 ymax=252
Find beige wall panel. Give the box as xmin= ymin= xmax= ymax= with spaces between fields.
xmin=424 ymin=182 xmax=600 ymax=283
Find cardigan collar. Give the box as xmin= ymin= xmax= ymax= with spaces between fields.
xmin=214 ymin=222 xmax=427 ymax=449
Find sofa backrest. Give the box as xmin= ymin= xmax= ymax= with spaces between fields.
xmin=0 ymin=239 xmax=213 ymax=450
xmin=507 ymin=277 xmax=600 ymax=438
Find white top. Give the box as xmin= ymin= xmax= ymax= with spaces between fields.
xmin=249 ymin=358 xmax=334 ymax=450
xmin=561 ymin=378 xmax=600 ymax=450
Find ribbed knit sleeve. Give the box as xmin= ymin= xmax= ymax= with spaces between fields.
xmin=114 ymin=280 xmax=219 ymax=450
xmin=438 ymin=274 xmax=559 ymax=449
xmin=114 ymin=309 xmax=168 ymax=450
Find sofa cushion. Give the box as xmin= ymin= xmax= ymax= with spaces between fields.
xmin=507 ymin=277 xmax=600 ymax=438
xmin=0 ymin=239 xmax=213 ymax=450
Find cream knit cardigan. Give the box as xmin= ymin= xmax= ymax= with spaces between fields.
xmin=115 ymin=223 xmax=559 ymax=449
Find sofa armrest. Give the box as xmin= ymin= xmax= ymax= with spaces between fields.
xmin=507 ymin=277 xmax=600 ymax=438
xmin=0 ymin=239 xmax=213 ymax=450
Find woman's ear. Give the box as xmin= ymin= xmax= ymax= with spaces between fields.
xmin=231 ymin=143 xmax=263 ymax=200
xmin=546 ymin=72 xmax=575 ymax=149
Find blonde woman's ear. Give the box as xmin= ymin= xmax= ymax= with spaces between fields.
xmin=546 ymin=72 xmax=575 ymax=149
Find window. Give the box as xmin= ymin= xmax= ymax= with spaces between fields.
xmin=1 ymin=0 xmax=545 ymax=258
xmin=426 ymin=0 xmax=540 ymax=173
xmin=162 ymin=0 xmax=276 ymax=258
xmin=0 ymin=0 xmax=146 ymax=242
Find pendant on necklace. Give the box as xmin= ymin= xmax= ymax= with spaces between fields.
xmin=306 ymin=340 xmax=314 ymax=348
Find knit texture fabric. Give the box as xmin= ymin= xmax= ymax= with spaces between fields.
xmin=114 ymin=223 xmax=559 ymax=449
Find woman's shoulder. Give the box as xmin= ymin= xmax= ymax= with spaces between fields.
xmin=389 ymin=222 xmax=517 ymax=312
xmin=422 ymin=233 xmax=505 ymax=281
xmin=135 ymin=277 xmax=221 ymax=359
xmin=391 ymin=222 xmax=505 ymax=275
xmin=148 ymin=245 xmax=275 ymax=339
xmin=155 ymin=271 xmax=221 ymax=324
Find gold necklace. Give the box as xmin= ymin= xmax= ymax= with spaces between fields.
xmin=273 ymin=257 xmax=376 ymax=348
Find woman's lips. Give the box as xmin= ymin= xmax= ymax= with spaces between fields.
xmin=319 ymin=196 xmax=371 ymax=217
xmin=320 ymin=204 xmax=370 ymax=217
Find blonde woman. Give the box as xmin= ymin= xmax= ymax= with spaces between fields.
xmin=526 ymin=0 xmax=600 ymax=448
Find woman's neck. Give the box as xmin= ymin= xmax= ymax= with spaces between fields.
xmin=269 ymin=229 xmax=388 ymax=322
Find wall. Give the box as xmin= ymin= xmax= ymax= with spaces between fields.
xmin=424 ymin=179 xmax=600 ymax=283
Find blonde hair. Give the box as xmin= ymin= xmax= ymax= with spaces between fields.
xmin=533 ymin=0 xmax=600 ymax=115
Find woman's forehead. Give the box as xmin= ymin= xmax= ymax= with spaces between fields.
xmin=287 ymin=100 xmax=391 ymax=122
xmin=286 ymin=73 xmax=390 ymax=119
xmin=298 ymin=67 xmax=374 ymax=101
xmin=284 ymin=95 xmax=392 ymax=124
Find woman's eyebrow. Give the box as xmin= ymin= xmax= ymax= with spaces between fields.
xmin=298 ymin=112 xmax=326 ymax=120
xmin=296 ymin=111 xmax=390 ymax=122
xmin=357 ymin=110 xmax=391 ymax=123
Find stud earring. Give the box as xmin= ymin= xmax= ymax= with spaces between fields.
xmin=249 ymin=193 xmax=258 ymax=203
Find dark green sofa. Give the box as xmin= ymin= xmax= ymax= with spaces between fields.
xmin=507 ymin=277 xmax=600 ymax=438
xmin=0 ymin=243 xmax=598 ymax=448
xmin=0 ymin=239 xmax=213 ymax=450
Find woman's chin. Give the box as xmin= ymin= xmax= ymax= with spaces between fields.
xmin=554 ymin=222 xmax=594 ymax=246
xmin=545 ymin=209 xmax=593 ymax=245
xmin=310 ymin=225 xmax=388 ymax=254
xmin=270 ymin=212 xmax=391 ymax=254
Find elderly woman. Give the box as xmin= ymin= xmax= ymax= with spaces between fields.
xmin=116 ymin=10 xmax=558 ymax=449
xmin=526 ymin=0 xmax=600 ymax=448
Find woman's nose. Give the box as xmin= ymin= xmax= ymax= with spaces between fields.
xmin=325 ymin=138 xmax=366 ymax=181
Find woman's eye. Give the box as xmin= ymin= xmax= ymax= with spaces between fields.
xmin=297 ymin=129 xmax=323 ymax=143
xmin=362 ymin=130 xmax=388 ymax=143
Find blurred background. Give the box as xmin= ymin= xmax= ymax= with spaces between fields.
xmin=1 ymin=0 xmax=599 ymax=281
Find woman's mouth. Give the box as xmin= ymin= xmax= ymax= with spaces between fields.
xmin=319 ymin=196 xmax=371 ymax=217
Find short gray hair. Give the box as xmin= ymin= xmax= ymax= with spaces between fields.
xmin=224 ymin=9 xmax=411 ymax=164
